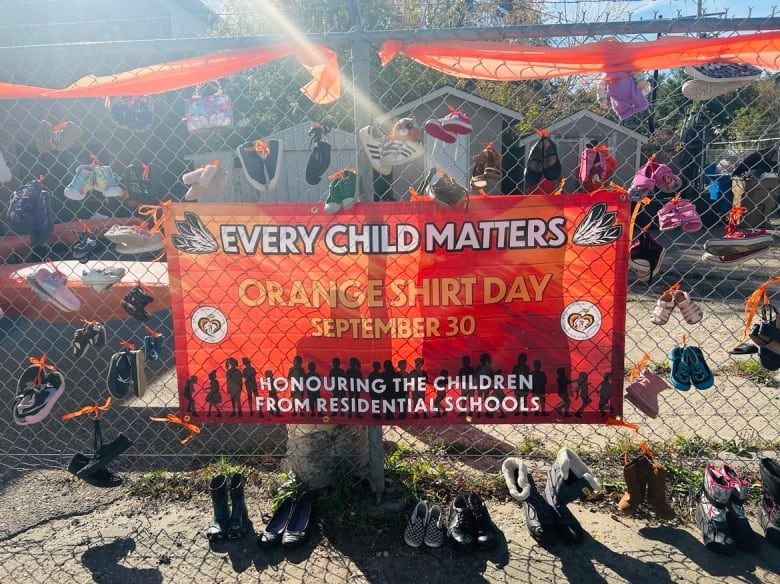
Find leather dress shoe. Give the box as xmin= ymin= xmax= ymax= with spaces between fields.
xmin=282 ymin=491 xmax=316 ymax=548
xmin=468 ymin=492 xmax=498 ymax=550
xmin=258 ymin=494 xmax=295 ymax=548
xmin=446 ymin=493 xmax=475 ymax=552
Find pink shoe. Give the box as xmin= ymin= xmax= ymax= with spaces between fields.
xmin=657 ymin=202 xmax=682 ymax=231
xmin=651 ymin=290 xmax=676 ymax=325
xmin=423 ymin=118 xmax=457 ymax=143
xmin=676 ymin=201 xmax=703 ymax=233
xmin=625 ymin=369 xmax=669 ymax=418
xmin=440 ymin=108 xmax=472 ymax=135
xmin=673 ymin=290 xmax=703 ymax=324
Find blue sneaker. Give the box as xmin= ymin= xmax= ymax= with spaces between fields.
xmin=64 ymin=165 xmax=95 ymax=201
xmin=143 ymin=334 xmax=164 ymax=362
xmin=668 ymin=345 xmax=691 ymax=391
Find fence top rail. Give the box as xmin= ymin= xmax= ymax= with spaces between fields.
xmin=0 ymin=16 xmax=779 ymax=56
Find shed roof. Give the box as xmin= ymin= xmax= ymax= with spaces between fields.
xmin=517 ymin=109 xmax=648 ymax=146
xmin=377 ymin=86 xmax=524 ymax=123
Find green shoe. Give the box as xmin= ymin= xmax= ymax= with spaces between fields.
xmin=324 ymin=169 xmax=356 ymax=214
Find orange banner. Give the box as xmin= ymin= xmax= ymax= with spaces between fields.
xmin=380 ymin=31 xmax=780 ymax=80
xmin=165 ymin=195 xmax=629 ymax=425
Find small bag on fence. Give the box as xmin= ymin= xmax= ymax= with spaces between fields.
xmin=7 ymin=178 xmax=54 ymax=246
xmin=184 ymin=82 xmax=233 ymax=134
xmin=107 ymin=96 xmax=155 ymax=131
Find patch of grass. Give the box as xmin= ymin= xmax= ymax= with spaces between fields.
xmin=384 ymin=443 xmax=451 ymax=500
xmin=719 ymin=359 xmax=777 ymax=386
xmin=514 ymin=435 xmax=550 ymax=457
xmin=671 ymin=434 xmax=712 ymax=457
xmin=128 ymin=470 xmax=194 ymax=500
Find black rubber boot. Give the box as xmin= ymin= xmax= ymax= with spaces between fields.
xmin=205 ymin=474 xmax=230 ymax=541
xmin=544 ymin=447 xmax=601 ymax=544
xmin=501 ymin=457 xmax=560 ymax=545
xmin=227 ymin=473 xmax=252 ymax=539
xmin=759 ymin=457 xmax=780 ymax=548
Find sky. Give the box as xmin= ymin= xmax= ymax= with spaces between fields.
xmin=619 ymin=0 xmax=778 ymax=20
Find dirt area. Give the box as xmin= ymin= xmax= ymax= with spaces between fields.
xmin=0 ymin=466 xmax=778 ymax=584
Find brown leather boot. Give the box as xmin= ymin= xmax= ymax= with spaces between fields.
xmin=618 ymin=454 xmax=651 ymax=514
xmin=646 ymin=459 xmax=676 ymax=520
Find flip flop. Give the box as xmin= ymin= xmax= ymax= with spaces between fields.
xmin=729 ymin=342 xmax=758 ymax=355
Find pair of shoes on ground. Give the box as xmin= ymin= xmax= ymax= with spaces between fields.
xmin=13 ymin=357 xmax=65 ymax=425
xmin=702 ymin=207 xmax=774 ymax=265
xmin=618 ymin=454 xmax=676 ymax=519
xmin=238 ymin=139 xmax=283 ymax=192
xmin=424 ymin=107 xmax=472 ymax=143
xmin=359 ymin=122 xmax=425 ymax=176
xmin=657 ymin=198 xmax=702 ymax=232
xmin=470 ymin=142 xmax=502 ymax=189
xmin=403 ymin=499 xmax=445 ymax=548
xmin=64 ymin=165 xmax=123 ymax=200
xmin=182 ymin=162 xmax=230 ymax=201
xmin=72 ymin=321 xmax=106 ymax=359
xmin=205 ymin=473 xmax=253 ymax=541
xmin=629 ymin=230 xmax=666 ymax=284
xmin=669 ymin=344 xmax=714 ymax=390
xmin=121 ymin=284 xmax=155 ymax=321
xmin=416 ymin=168 xmax=469 ymax=209
xmin=624 ymin=367 xmax=670 ymax=418
xmin=324 ymin=168 xmax=357 ymax=214
xmin=651 ymin=286 xmax=703 ymax=325
xmin=107 ymin=346 xmax=147 ymax=400
xmin=257 ymin=491 xmax=316 ymax=548
xmin=82 ymin=266 xmax=127 ymax=292
xmin=502 ymin=449 xmax=601 ymax=545
xmin=27 ymin=266 xmax=81 ymax=312
xmin=525 ymin=130 xmax=561 ymax=186
xmin=36 ymin=120 xmax=83 ymax=154
xmin=446 ymin=492 xmax=498 ymax=552
xmin=695 ymin=463 xmax=760 ymax=555
xmin=759 ymin=457 xmax=780 ymax=548
xmin=628 ymin=157 xmax=681 ymax=199
xmin=104 ymin=224 xmax=164 ymax=255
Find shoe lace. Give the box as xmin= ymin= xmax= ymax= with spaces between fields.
xmin=26 ymin=354 xmax=58 ymax=386
xmin=725 ymin=205 xmax=747 ymax=235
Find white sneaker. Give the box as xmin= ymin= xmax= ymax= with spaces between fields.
xmin=114 ymin=230 xmax=164 ymax=255
xmin=82 ymin=266 xmax=127 ymax=287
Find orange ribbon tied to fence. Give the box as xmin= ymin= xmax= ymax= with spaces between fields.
xmin=627 ymin=354 xmax=651 ymax=382
xmin=62 ymin=396 xmax=112 ymax=420
xmin=605 ymin=416 xmax=654 ymax=464
xmin=742 ymin=276 xmax=780 ymax=340
xmin=149 ymin=413 xmax=201 ymax=445
xmin=245 ymin=139 xmax=270 ymax=159
xmin=27 ymin=354 xmax=58 ymax=386
xmin=137 ymin=200 xmax=172 ymax=235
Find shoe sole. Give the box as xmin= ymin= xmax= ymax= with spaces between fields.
xmin=694 ymin=504 xmax=737 ymax=554
xmin=703 ymin=237 xmax=773 ymax=256
xmin=27 ymin=275 xmax=80 ymax=312
xmin=134 ymin=349 xmax=147 ymax=398
xmin=702 ymin=247 xmax=771 ymax=265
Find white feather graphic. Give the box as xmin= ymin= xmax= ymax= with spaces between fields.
xmin=572 ymin=203 xmax=622 ymax=246
xmin=171 ymin=212 xmax=218 ymax=254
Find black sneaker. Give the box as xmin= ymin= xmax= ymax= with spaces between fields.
xmin=121 ymin=285 xmax=154 ymax=322
xmin=71 ymin=231 xmax=97 ymax=263
xmin=71 ymin=327 xmax=91 ymax=358
xmin=14 ymin=364 xmax=66 ymax=425
xmin=107 ymin=351 xmax=135 ymax=400
xmin=467 ymin=492 xmax=498 ymax=550
xmin=446 ymin=493 xmax=475 ymax=552
xmin=88 ymin=322 xmax=107 ymax=348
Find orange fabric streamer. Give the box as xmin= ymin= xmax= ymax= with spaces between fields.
xmin=62 ymin=396 xmax=112 ymax=420
xmin=379 ymin=31 xmax=780 ymax=80
xmin=149 ymin=413 xmax=201 ymax=445
xmin=0 ymin=44 xmax=340 ymax=104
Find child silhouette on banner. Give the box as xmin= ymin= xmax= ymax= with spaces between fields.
xmin=205 ymin=370 xmax=222 ymax=417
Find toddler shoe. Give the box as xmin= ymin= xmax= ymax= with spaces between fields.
xmin=64 ymin=165 xmax=96 ymax=201
xmin=92 ymin=166 xmax=124 ymax=198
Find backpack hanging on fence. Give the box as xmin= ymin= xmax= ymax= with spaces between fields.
xmin=579 ymin=144 xmax=616 ymax=192
xmin=107 ymin=96 xmax=155 ymax=131
xmin=183 ymin=82 xmax=234 ymax=134
xmin=7 ymin=178 xmax=54 ymax=246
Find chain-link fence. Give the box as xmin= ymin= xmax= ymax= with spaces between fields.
xmin=1 ymin=7 xmax=779 ymax=491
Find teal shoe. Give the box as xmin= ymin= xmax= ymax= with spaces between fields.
xmin=668 ymin=345 xmax=691 ymax=391
xmin=685 ymin=346 xmax=714 ymax=390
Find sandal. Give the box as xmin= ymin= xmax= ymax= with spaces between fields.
xmin=657 ymin=203 xmax=683 ymax=231
xmin=669 ymin=345 xmax=692 ymax=391
xmin=677 ymin=202 xmax=703 ymax=232
xmin=673 ymin=290 xmax=703 ymax=324
xmin=684 ymin=346 xmax=714 ymax=390
xmin=651 ymin=291 xmax=676 ymax=325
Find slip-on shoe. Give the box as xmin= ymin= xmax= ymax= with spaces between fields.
xmin=282 ymin=491 xmax=316 ymax=548
xmin=257 ymin=493 xmax=296 ymax=548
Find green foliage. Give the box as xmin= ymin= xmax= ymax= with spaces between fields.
xmin=720 ymin=359 xmax=777 ymax=387
xmin=385 ymin=443 xmax=451 ymax=499
xmin=128 ymin=470 xmax=194 ymax=500
xmin=266 ymin=471 xmax=305 ymax=509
